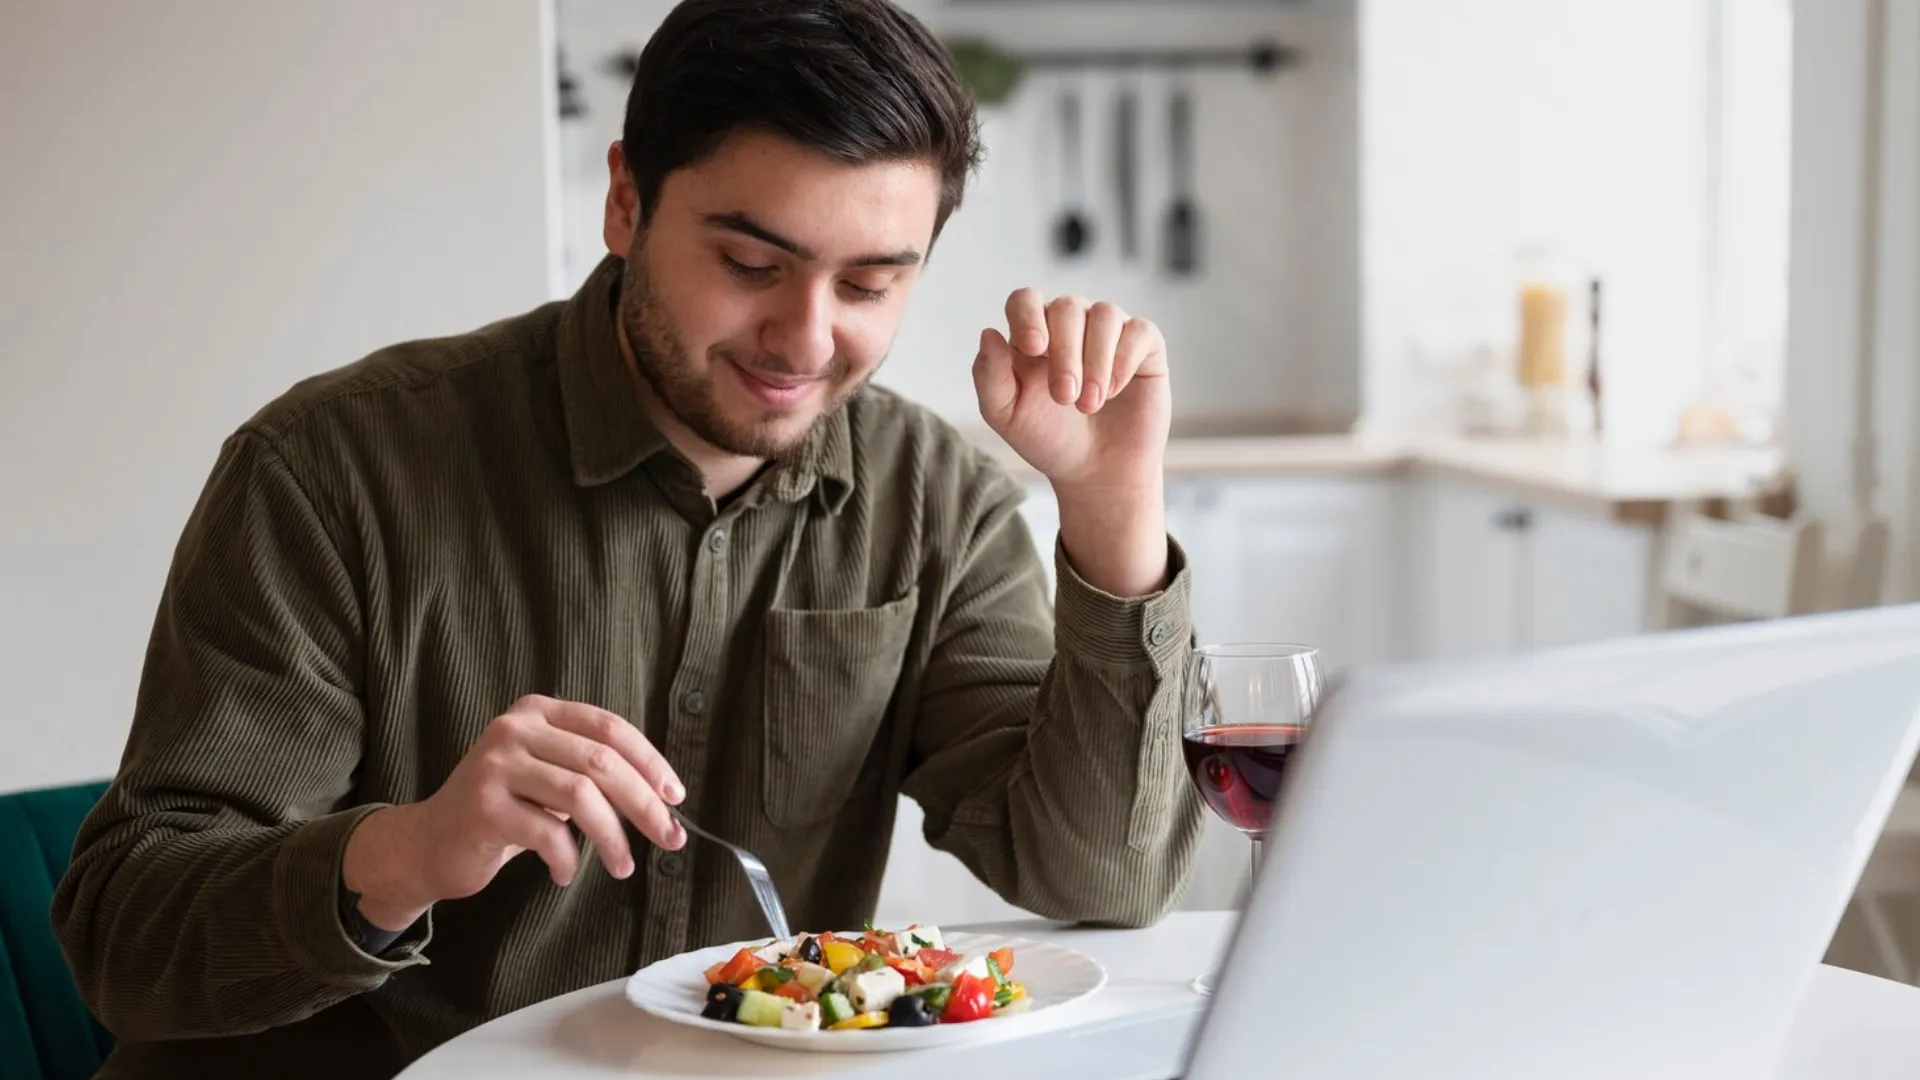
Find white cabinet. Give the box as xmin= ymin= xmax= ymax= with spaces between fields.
xmin=1418 ymin=478 xmax=1527 ymax=659
xmin=1017 ymin=476 xmax=1399 ymax=671
xmin=1174 ymin=477 xmax=1400 ymax=672
xmin=1417 ymin=475 xmax=1657 ymax=659
xmin=1525 ymin=504 xmax=1657 ymax=649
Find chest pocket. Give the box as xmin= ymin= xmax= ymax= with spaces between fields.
xmin=761 ymin=588 xmax=920 ymax=828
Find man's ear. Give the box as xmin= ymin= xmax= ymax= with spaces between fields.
xmin=603 ymin=141 xmax=642 ymax=256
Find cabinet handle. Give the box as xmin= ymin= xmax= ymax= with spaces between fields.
xmin=1492 ymin=507 xmax=1534 ymax=532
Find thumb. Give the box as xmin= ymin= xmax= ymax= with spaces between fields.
xmin=972 ymin=328 xmax=1019 ymax=431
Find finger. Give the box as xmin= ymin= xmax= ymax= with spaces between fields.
xmin=1045 ymin=296 xmax=1088 ymax=406
xmin=522 ymin=722 xmax=684 ymax=851
xmin=1004 ymin=288 xmax=1048 ymax=357
xmin=972 ymin=328 xmax=1019 ymax=430
xmin=507 ymin=756 xmax=636 ymax=878
xmin=491 ymin=793 xmax=581 ymax=887
xmin=1113 ymin=317 xmax=1163 ymax=397
xmin=1080 ymin=302 xmax=1126 ymax=413
xmin=541 ymin=700 xmax=684 ymax=805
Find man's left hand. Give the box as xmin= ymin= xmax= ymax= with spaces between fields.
xmin=973 ymin=289 xmax=1170 ymax=493
xmin=974 ymin=289 xmax=1173 ymax=598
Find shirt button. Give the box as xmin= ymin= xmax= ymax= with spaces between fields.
xmin=657 ymin=852 xmax=686 ymax=877
xmin=707 ymin=528 xmax=729 ymax=554
xmin=683 ymin=689 xmax=707 ymax=715
xmin=1147 ymin=620 xmax=1173 ymax=647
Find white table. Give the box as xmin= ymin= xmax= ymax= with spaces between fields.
xmin=398 ymin=912 xmax=1920 ymax=1079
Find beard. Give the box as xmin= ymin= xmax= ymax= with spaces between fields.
xmin=618 ymin=251 xmax=869 ymax=462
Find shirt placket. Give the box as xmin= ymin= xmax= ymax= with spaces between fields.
xmin=640 ymin=503 xmax=738 ymax=962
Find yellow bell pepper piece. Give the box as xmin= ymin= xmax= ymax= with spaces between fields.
xmin=1008 ymin=982 xmax=1027 ymax=1001
xmin=828 ymin=1010 xmax=889 ymax=1031
xmin=822 ymin=941 xmax=865 ymax=975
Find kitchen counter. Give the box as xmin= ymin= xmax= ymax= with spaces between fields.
xmin=968 ymin=429 xmax=1790 ymax=525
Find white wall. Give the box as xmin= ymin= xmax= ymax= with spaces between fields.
xmin=0 ymin=0 xmax=561 ymax=792
xmin=1360 ymin=0 xmax=1789 ymax=448
xmin=556 ymin=0 xmax=1362 ymax=430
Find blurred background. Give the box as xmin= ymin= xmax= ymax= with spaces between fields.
xmin=5 ymin=0 xmax=1918 ymax=981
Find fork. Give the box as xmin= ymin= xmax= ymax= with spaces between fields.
xmin=668 ymin=806 xmax=792 ymax=941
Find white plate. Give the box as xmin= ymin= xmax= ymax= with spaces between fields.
xmin=623 ymin=931 xmax=1107 ymax=1053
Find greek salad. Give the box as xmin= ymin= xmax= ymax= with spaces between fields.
xmin=699 ymin=923 xmax=1029 ymax=1033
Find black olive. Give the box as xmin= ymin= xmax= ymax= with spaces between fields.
xmin=701 ymin=983 xmax=743 ymax=1022
xmin=796 ymin=934 xmax=824 ymax=965
xmin=888 ymin=993 xmax=936 ymax=1028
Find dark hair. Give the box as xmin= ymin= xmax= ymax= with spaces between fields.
xmin=620 ymin=0 xmax=983 ymax=238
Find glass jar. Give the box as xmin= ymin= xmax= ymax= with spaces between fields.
xmin=1510 ymin=245 xmax=1591 ymax=435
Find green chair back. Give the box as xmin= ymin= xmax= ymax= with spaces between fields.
xmin=0 ymin=781 xmax=113 ymax=1080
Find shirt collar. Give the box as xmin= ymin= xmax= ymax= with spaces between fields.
xmin=556 ymin=253 xmax=855 ymax=513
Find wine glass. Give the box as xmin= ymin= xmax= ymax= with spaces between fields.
xmin=1181 ymin=642 xmax=1325 ymax=995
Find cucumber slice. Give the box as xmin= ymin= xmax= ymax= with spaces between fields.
xmin=819 ymin=991 xmax=855 ymax=1027
xmin=735 ymin=989 xmax=786 ymax=1028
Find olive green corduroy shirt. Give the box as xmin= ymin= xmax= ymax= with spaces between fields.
xmin=51 ymin=255 xmax=1204 ymax=1079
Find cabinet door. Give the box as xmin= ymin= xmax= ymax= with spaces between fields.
xmin=1192 ymin=477 xmax=1399 ymax=673
xmin=1419 ymin=477 xmax=1527 ymax=660
xmin=1524 ymin=505 xmax=1656 ymax=649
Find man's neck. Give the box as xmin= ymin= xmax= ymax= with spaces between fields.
xmin=616 ymin=322 xmax=766 ymax=502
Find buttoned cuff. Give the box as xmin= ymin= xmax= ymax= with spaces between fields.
xmin=273 ymin=804 xmax=433 ymax=989
xmin=1053 ymin=535 xmax=1194 ymax=670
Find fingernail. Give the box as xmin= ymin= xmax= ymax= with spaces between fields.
xmin=619 ymin=858 xmax=635 ymax=879
xmin=1088 ymin=384 xmax=1106 ymax=411
xmin=664 ymin=781 xmax=684 ymax=805
xmin=670 ymin=822 xmax=686 ymax=848
xmin=1053 ymin=374 xmax=1078 ymax=403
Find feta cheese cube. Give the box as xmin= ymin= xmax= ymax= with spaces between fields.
xmin=780 ymin=1000 xmax=821 ymax=1031
xmin=846 ymin=967 xmax=906 ymax=1013
xmin=891 ymin=926 xmax=945 ymax=957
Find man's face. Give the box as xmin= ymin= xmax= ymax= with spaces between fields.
xmin=603 ymin=132 xmax=942 ymax=460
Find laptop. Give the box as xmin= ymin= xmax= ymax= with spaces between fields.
xmin=962 ymin=604 xmax=1920 ymax=1079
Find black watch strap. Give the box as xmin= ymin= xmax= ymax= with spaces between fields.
xmin=337 ymin=875 xmax=408 ymax=958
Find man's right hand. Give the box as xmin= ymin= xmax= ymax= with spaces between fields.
xmin=341 ymin=695 xmax=686 ymax=932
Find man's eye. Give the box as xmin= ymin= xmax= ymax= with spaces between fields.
xmin=721 ymin=255 xmax=776 ymax=282
xmin=841 ymin=281 xmax=890 ymax=303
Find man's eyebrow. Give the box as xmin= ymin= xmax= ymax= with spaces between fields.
xmin=849 ymin=248 xmax=923 ymax=269
xmin=702 ymin=211 xmax=922 ymax=269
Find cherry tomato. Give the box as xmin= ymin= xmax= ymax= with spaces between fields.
xmin=915 ymin=948 xmax=960 ymax=972
xmin=989 ymin=947 xmax=1015 ymax=978
xmin=942 ymin=973 xmax=994 ymax=1024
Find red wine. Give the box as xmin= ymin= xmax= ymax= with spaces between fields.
xmin=1181 ymin=724 xmax=1303 ymax=839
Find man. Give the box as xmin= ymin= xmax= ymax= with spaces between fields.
xmin=53 ymin=1 xmax=1203 ymax=1076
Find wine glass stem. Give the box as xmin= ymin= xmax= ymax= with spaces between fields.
xmin=1249 ymin=837 xmax=1263 ymax=894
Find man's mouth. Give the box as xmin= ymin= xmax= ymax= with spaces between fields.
xmin=729 ymin=360 xmax=821 ymax=408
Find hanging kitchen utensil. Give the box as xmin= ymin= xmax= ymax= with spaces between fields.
xmin=1053 ymin=86 xmax=1094 ymax=258
xmin=1114 ymin=83 xmax=1140 ymax=261
xmin=1164 ymin=85 xmax=1202 ymax=277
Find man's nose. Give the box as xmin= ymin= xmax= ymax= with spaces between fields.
xmin=762 ymin=284 xmax=837 ymax=376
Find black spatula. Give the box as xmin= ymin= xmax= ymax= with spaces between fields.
xmin=1164 ymin=87 xmax=1201 ymax=277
